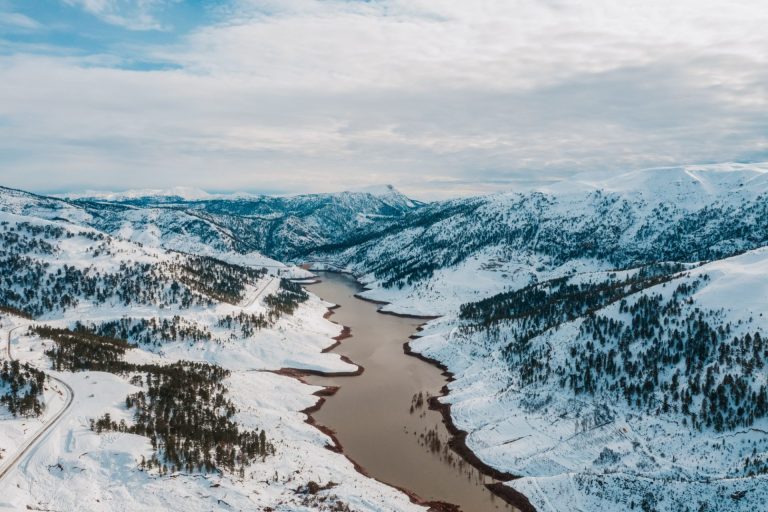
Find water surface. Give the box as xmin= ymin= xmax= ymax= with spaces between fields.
xmin=305 ymin=272 xmax=517 ymax=512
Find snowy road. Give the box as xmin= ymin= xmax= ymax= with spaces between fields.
xmin=241 ymin=276 xmax=276 ymax=308
xmin=0 ymin=325 xmax=74 ymax=486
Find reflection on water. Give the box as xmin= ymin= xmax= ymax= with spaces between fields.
xmin=305 ymin=272 xmax=518 ymax=512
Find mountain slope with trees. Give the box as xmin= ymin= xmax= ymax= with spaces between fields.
xmin=307 ymin=163 xmax=768 ymax=511
xmin=0 ymin=195 xmax=423 ymax=512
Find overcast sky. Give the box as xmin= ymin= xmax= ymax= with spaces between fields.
xmin=0 ymin=0 xmax=766 ymax=199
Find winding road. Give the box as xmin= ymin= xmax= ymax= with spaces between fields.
xmin=0 ymin=273 xmax=272 ymax=487
xmin=0 ymin=324 xmax=74 ymax=485
xmin=0 ymin=273 xmax=275 ymax=488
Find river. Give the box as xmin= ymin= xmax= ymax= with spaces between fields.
xmin=304 ymin=272 xmax=518 ymax=512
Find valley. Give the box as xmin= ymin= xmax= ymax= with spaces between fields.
xmin=2 ymin=163 xmax=768 ymax=511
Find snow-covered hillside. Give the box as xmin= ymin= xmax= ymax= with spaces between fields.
xmin=67 ymin=184 xmax=421 ymax=260
xmin=0 ymin=204 xmax=425 ymax=511
xmin=5 ymin=163 xmax=768 ymax=512
xmin=408 ymin=250 xmax=768 ymax=511
xmin=308 ymin=163 xmax=768 ymax=511
xmin=315 ymin=163 xmax=768 ymax=315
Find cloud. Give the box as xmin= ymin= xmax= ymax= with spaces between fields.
xmin=0 ymin=0 xmax=767 ymax=198
xmin=61 ymin=0 xmax=175 ymax=31
xmin=0 ymin=10 xmax=42 ymax=30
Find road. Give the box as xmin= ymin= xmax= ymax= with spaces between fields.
xmin=241 ymin=276 xmax=276 ymax=309
xmin=0 ymin=324 xmax=74 ymax=485
xmin=0 ymin=273 xmax=276 ymax=486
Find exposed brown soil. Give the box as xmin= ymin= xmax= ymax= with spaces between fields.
xmin=376 ymin=308 xmax=439 ymax=321
xmin=271 ymin=354 xmax=362 ymax=378
xmin=485 ymin=483 xmax=537 ymax=512
xmin=402 ymin=342 xmax=515 ymax=482
xmin=353 ymin=295 xmax=440 ymax=321
xmin=352 ymin=293 xmax=390 ymax=305
xmin=318 ymin=305 xmax=352 ymax=353
xmin=323 ymin=304 xmax=341 ymax=318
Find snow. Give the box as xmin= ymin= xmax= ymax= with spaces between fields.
xmin=62 ymin=187 xmax=216 ymax=201
xmin=320 ymin=163 xmax=768 ymax=511
xmin=6 ymin=163 xmax=768 ymax=511
xmin=539 ymin=161 xmax=768 ymax=202
xmin=348 ymin=184 xmax=419 ymax=209
xmin=391 ymin=248 xmax=768 ymax=512
xmin=0 ymin=209 xmax=425 ymax=512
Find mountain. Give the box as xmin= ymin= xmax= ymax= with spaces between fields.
xmin=0 ymin=188 xmax=422 ymax=512
xmin=4 ymin=163 xmax=768 ymax=511
xmin=310 ymin=163 xmax=768 ymax=314
xmin=0 ymin=183 xmax=421 ymax=265
xmin=60 ymin=186 xmax=216 ymax=202
xmin=305 ymin=162 xmax=768 ymax=511
xmin=409 ymin=247 xmax=768 ymax=512
xmin=67 ymin=184 xmax=421 ymax=259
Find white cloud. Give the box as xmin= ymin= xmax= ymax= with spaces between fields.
xmin=62 ymin=0 xmax=173 ymax=30
xmin=0 ymin=10 xmax=42 ymax=30
xmin=1 ymin=0 xmax=767 ymax=198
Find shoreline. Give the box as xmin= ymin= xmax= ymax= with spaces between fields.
xmin=403 ymin=340 xmax=537 ymax=512
xmin=300 ymin=387 xmax=461 ymax=512
xmin=354 ymin=293 xmax=440 ymax=320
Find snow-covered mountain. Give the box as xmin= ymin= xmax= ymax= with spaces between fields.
xmin=66 ymin=184 xmax=421 ymax=259
xmin=1 ymin=183 xmax=421 ymax=266
xmin=307 ymin=163 xmax=768 ymax=511
xmin=313 ymin=163 xmax=768 ymax=314
xmin=0 ymin=194 xmax=423 ymax=511
xmin=60 ymin=186 xmax=217 ymax=202
xmin=4 ymin=163 xmax=768 ymax=512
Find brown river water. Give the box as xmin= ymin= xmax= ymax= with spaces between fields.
xmin=304 ymin=272 xmax=518 ymax=512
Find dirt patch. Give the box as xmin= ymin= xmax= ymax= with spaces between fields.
xmin=485 ymin=483 xmax=537 ymax=512
xmin=320 ymin=306 xmax=352 ymax=352
xmin=403 ymin=341 xmax=516 ymax=482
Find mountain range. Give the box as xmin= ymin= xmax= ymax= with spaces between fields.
xmin=2 ymin=162 xmax=768 ymax=511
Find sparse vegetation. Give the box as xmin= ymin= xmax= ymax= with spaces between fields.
xmin=0 ymin=359 xmax=46 ymax=417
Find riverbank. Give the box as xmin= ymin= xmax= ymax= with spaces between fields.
xmin=403 ymin=341 xmax=537 ymax=512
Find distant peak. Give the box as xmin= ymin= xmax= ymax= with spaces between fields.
xmin=533 ymin=161 xmax=768 ymax=202
xmin=63 ymin=186 xmax=214 ymax=201
xmin=60 ymin=187 xmax=271 ymax=202
xmin=345 ymin=184 xmax=419 ymax=209
xmin=350 ymin=183 xmax=399 ymax=196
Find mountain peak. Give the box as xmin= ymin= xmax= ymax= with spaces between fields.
xmin=63 ymin=186 xmax=215 ymax=201
xmin=347 ymin=183 xmax=420 ymax=209
xmin=534 ymin=161 xmax=768 ymax=205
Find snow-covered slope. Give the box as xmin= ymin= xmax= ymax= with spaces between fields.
xmin=315 ymin=163 xmax=768 ymax=315
xmin=409 ymin=250 xmax=768 ymax=512
xmin=61 ymin=186 xmax=216 ymax=201
xmin=0 ymin=205 xmax=425 ymax=512
xmin=65 ymin=185 xmax=421 ymax=260
xmin=307 ymin=162 xmax=768 ymax=511
xmin=5 ymin=162 xmax=768 ymax=512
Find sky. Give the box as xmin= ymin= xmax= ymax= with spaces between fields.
xmin=0 ymin=0 xmax=766 ymax=199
